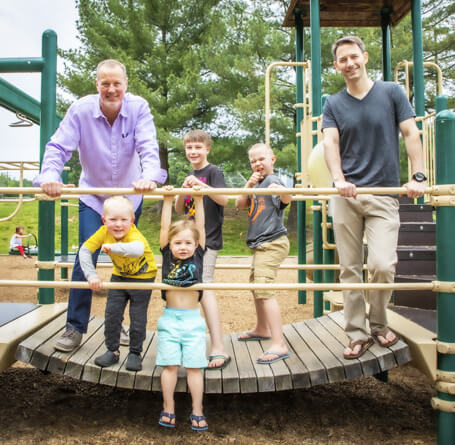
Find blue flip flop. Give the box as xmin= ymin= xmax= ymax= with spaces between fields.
xmin=189 ymin=413 xmax=208 ymax=431
xmin=237 ymin=331 xmax=271 ymax=341
xmin=205 ymin=354 xmax=231 ymax=370
xmin=159 ymin=411 xmax=176 ymax=428
xmin=257 ymin=351 xmax=290 ymax=364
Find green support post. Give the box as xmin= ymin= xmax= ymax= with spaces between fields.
xmin=435 ymin=109 xmax=455 ymax=445
xmin=61 ymin=168 xmax=69 ymax=280
xmin=411 ymin=0 xmax=425 ymax=204
xmin=295 ymin=11 xmax=306 ymax=304
xmin=435 ymin=96 xmax=448 ymax=114
xmin=321 ymin=95 xmax=334 ymax=311
xmin=310 ymin=0 xmax=323 ymax=317
xmin=381 ymin=9 xmax=392 ymax=81
xmin=37 ymin=30 xmax=57 ymax=304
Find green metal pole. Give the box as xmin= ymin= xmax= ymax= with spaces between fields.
xmin=411 ymin=0 xmax=425 ymax=204
xmin=381 ymin=9 xmax=392 ymax=81
xmin=37 ymin=30 xmax=57 ymax=304
xmin=295 ymin=11 xmax=306 ymax=305
xmin=435 ymin=109 xmax=455 ymax=445
xmin=61 ymin=168 xmax=69 ymax=280
xmin=321 ymin=95 xmax=334 ymax=311
xmin=310 ymin=0 xmax=323 ymax=317
xmin=435 ymin=96 xmax=447 ymax=114
xmin=0 ymin=58 xmax=45 ymax=72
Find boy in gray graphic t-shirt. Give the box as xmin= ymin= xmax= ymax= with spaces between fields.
xmin=236 ymin=143 xmax=292 ymax=365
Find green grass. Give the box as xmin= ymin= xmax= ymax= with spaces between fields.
xmin=0 ymin=200 xmax=301 ymax=255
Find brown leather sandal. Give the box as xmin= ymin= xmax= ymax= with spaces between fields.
xmin=373 ymin=328 xmax=400 ymax=348
xmin=343 ymin=338 xmax=374 ymax=360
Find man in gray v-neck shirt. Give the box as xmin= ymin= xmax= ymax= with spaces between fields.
xmin=322 ymin=36 xmax=426 ymax=360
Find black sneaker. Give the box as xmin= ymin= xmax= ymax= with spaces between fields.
xmin=126 ymin=353 xmax=142 ymax=371
xmin=94 ymin=350 xmax=120 ymax=367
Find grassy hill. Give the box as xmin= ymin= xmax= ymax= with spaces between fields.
xmin=0 ymin=199 xmax=300 ymax=256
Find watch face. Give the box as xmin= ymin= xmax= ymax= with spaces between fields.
xmin=413 ymin=172 xmax=427 ymax=182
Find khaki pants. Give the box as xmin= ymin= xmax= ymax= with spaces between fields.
xmin=331 ymin=195 xmax=400 ymax=342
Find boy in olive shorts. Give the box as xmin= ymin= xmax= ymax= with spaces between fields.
xmin=236 ymin=143 xmax=291 ymax=364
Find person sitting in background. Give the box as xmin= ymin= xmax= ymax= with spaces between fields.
xmin=10 ymin=226 xmax=32 ymax=259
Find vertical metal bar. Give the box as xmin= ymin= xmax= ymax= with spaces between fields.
xmin=435 ymin=109 xmax=455 ymax=445
xmin=37 ymin=30 xmax=57 ymax=304
xmin=411 ymin=0 xmax=425 ymax=205
xmin=310 ymin=0 xmax=323 ymax=317
xmin=381 ymin=9 xmax=392 ymax=81
xmin=295 ymin=12 xmax=306 ymax=304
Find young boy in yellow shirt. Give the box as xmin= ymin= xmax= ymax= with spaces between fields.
xmin=79 ymin=196 xmax=157 ymax=371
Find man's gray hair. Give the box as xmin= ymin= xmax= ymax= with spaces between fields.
xmin=96 ymin=59 xmax=127 ymax=79
xmin=331 ymin=36 xmax=366 ymax=60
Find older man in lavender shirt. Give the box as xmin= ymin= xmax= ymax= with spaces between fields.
xmin=34 ymin=59 xmax=167 ymax=352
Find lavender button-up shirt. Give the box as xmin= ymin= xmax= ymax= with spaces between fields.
xmin=33 ymin=92 xmax=167 ymax=215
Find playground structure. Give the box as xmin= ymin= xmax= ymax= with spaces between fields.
xmin=0 ymin=0 xmax=454 ymax=443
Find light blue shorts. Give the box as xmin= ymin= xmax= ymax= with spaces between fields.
xmin=156 ymin=307 xmax=208 ymax=369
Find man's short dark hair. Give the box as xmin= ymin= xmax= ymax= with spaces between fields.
xmin=332 ymin=36 xmax=366 ymax=60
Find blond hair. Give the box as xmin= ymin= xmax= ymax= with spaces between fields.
xmin=183 ymin=130 xmax=211 ymax=148
xmin=248 ymin=142 xmax=274 ymax=156
xmin=168 ymin=220 xmax=199 ymax=244
xmin=96 ymin=59 xmax=127 ymax=79
xmin=102 ymin=196 xmax=134 ymax=217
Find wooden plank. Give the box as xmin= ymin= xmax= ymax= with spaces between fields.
xmin=230 ymin=333 xmax=257 ymax=393
xmin=81 ymin=328 xmax=108 ymax=384
xmin=134 ymin=331 xmax=158 ymax=391
xmin=47 ymin=317 xmax=104 ymax=375
xmin=292 ymin=320 xmax=345 ymax=383
xmin=258 ymin=338 xmax=293 ymax=391
xmin=65 ymin=318 xmax=105 ymax=380
xmin=117 ymin=330 xmax=154 ymax=389
xmin=285 ymin=323 xmax=327 ymax=387
xmin=245 ymin=339 xmax=275 ymax=392
xmin=282 ymin=325 xmax=312 ymax=389
xmin=15 ymin=311 xmax=67 ymax=364
xmin=176 ymin=366 xmax=188 ymax=393
xmin=318 ymin=315 xmax=380 ymax=377
xmin=204 ymin=334 xmax=222 ymax=394
xmin=329 ymin=311 xmax=397 ymax=371
xmin=220 ymin=334 xmax=240 ymax=394
xmin=306 ymin=317 xmax=363 ymax=380
xmin=389 ymin=340 xmax=412 ymax=366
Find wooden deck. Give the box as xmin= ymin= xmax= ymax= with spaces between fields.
xmin=15 ymin=310 xmax=411 ymax=393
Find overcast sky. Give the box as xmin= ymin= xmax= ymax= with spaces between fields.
xmin=0 ymin=0 xmax=79 ymax=180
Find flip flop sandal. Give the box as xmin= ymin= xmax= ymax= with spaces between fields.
xmin=343 ymin=338 xmax=374 ymax=360
xmin=237 ymin=331 xmax=271 ymax=341
xmin=205 ymin=354 xmax=231 ymax=371
xmin=373 ymin=329 xmax=400 ymax=348
xmin=189 ymin=413 xmax=208 ymax=431
xmin=159 ymin=411 xmax=176 ymax=428
xmin=256 ymin=351 xmax=290 ymax=364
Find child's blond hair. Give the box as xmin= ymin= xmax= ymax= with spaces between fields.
xmin=168 ymin=220 xmax=200 ymax=244
xmin=102 ymin=196 xmax=134 ymax=217
xmin=183 ymin=130 xmax=211 ymax=148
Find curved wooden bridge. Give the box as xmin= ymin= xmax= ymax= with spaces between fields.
xmin=15 ymin=309 xmax=411 ymax=393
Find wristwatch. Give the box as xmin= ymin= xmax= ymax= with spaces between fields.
xmin=412 ymin=172 xmax=427 ymax=182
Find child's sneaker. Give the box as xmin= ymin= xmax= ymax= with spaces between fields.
xmin=94 ymin=350 xmax=119 ymax=367
xmin=54 ymin=324 xmax=82 ymax=352
xmin=126 ymin=352 xmax=142 ymax=371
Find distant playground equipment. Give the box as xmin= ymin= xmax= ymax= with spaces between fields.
xmin=1 ymin=1 xmax=455 ymax=442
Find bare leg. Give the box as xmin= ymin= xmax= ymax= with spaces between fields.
xmin=187 ymin=368 xmax=207 ymax=428
xmin=160 ymin=365 xmax=178 ymax=425
xmin=238 ymin=296 xmax=272 ymax=339
xmin=201 ymin=291 xmax=229 ymax=367
xmin=256 ymin=298 xmax=288 ymax=361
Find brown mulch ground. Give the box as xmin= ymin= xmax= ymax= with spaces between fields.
xmin=0 ymin=256 xmax=436 ymax=444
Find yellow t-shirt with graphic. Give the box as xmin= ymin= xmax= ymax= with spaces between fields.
xmin=83 ymin=224 xmax=157 ymax=279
